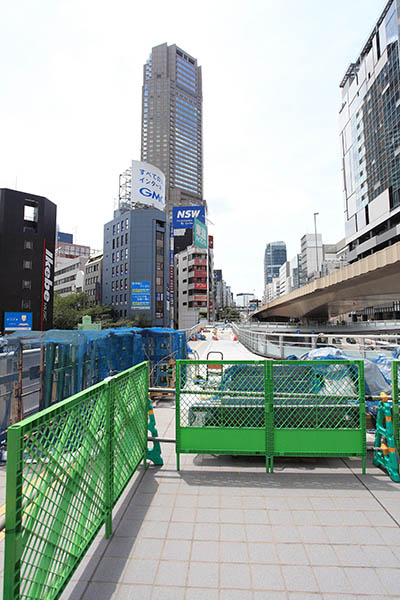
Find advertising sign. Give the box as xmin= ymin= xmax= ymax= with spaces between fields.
xmin=172 ymin=206 xmax=206 ymax=229
xmin=131 ymin=160 xmax=165 ymax=211
xmin=195 ymin=282 xmax=207 ymax=290
xmin=131 ymin=281 xmax=151 ymax=310
xmin=4 ymin=312 xmax=33 ymax=332
xmin=193 ymin=218 xmax=208 ymax=249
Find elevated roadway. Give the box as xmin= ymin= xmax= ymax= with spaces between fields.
xmin=254 ymin=241 xmax=400 ymax=321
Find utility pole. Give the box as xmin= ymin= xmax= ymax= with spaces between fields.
xmin=313 ymin=212 xmax=319 ymax=278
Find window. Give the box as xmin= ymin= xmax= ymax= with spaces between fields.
xmin=121 ymin=235 xmax=123 ymax=246
xmin=126 ymin=219 xmax=128 ymax=228
xmin=125 ymin=278 xmax=127 ymax=289
xmin=22 ymin=280 xmax=31 ymax=289
xmin=116 ymin=265 xmax=119 ymax=274
xmin=112 ymin=239 xmax=115 ymax=249
xmin=21 ymin=299 xmax=31 ymax=310
xmin=113 ymin=225 xmax=116 ymax=235
xmin=112 ymin=267 xmax=115 ymax=275
xmin=112 ymin=253 xmax=115 ymax=263
xmin=125 ymin=233 xmax=128 ymax=244
xmin=125 ymin=263 xmax=128 ymax=273
xmin=116 ymin=237 xmax=119 ymax=248
xmin=23 ymin=259 xmax=32 ymax=269
xmin=125 ymin=248 xmax=128 ymax=258
xmin=112 ymin=282 xmax=115 ymax=291
xmin=24 ymin=204 xmax=38 ymax=222
xmin=111 ymin=295 xmax=114 ymax=303
xmin=116 ymin=281 xmax=119 ymax=290
xmin=24 ymin=240 xmax=33 ymax=250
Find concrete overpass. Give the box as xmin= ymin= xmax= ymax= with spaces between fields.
xmin=254 ymin=241 xmax=400 ymax=321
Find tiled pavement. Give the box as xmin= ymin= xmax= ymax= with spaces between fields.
xmin=61 ymin=402 xmax=400 ymax=600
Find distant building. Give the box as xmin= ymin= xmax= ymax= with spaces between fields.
xmin=56 ymin=231 xmax=73 ymax=244
xmin=0 ymin=188 xmax=56 ymax=332
xmin=301 ymin=233 xmax=323 ymax=283
xmin=236 ymin=293 xmax=255 ymax=308
xmin=54 ymin=256 xmax=87 ymax=297
xmin=56 ymin=239 xmax=90 ymax=260
xmin=279 ymin=261 xmax=290 ymax=297
xmin=84 ymin=253 xmax=103 ymax=305
xmin=102 ymin=207 xmax=169 ymax=326
xmin=340 ymin=0 xmax=400 ymax=262
xmin=264 ymin=241 xmax=287 ymax=287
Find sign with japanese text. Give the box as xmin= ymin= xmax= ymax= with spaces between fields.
xmin=131 ymin=160 xmax=165 ymax=211
xmin=193 ymin=218 xmax=208 ymax=248
xmin=4 ymin=312 xmax=33 ymax=332
xmin=131 ymin=281 xmax=151 ymax=310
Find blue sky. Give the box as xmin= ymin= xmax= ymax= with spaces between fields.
xmin=1 ymin=0 xmax=384 ymax=297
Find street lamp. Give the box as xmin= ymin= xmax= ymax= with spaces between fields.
xmin=313 ymin=212 xmax=319 ymax=277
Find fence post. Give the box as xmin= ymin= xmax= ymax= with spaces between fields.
xmin=3 ymin=425 xmax=23 ymax=600
xmin=264 ymin=360 xmax=274 ymax=473
xmin=358 ymin=360 xmax=367 ymax=474
xmin=392 ymin=361 xmax=399 ymax=450
xmin=176 ymin=361 xmax=181 ymax=471
xmin=104 ymin=377 xmax=115 ymax=539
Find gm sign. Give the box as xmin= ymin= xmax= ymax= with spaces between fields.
xmin=131 ymin=160 xmax=165 ymax=211
xmin=172 ymin=205 xmax=206 ymax=229
xmin=139 ymin=188 xmax=163 ymax=202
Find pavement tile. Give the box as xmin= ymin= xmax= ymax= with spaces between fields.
xmin=167 ymin=522 xmax=194 ymax=539
xmin=282 ymin=565 xmax=319 ymax=593
xmin=194 ymin=523 xmax=219 ymax=540
xmin=171 ymin=507 xmax=197 ymax=522
xmin=251 ymin=564 xmax=285 ymax=590
xmin=317 ymin=511 xmax=345 ymax=526
xmin=364 ymin=510 xmax=397 ymax=527
xmin=220 ymin=590 xmax=253 ymax=600
xmin=306 ymin=544 xmax=338 ymax=566
xmin=324 ymin=526 xmax=357 ymax=545
xmin=272 ymin=525 xmax=301 ymax=543
xmin=187 ymin=561 xmax=219 ymax=588
xmin=220 ymin=523 xmax=247 ymax=541
xmin=122 ymin=558 xmax=158 ymax=585
xmin=287 ymin=497 xmax=313 ymax=510
xmin=131 ymin=538 xmax=163 ymax=559
xmin=220 ymin=562 xmax=251 ymax=589
xmin=248 ymin=542 xmax=279 ymax=564
xmin=379 ymin=567 xmax=400 ymax=595
xmin=244 ymin=509 xmax=269 ymax=524
xmin=344 ymin=566 xmax=383 ymax=595
xmin=151 ymin=586 xmax=185 ymax=600
xmin=269 ymin=510 xmax=295 ymax=525
xmin=155 ymin=560 xmax=189 ymax=587
xmin=293 ymin=511 xmax=320 ymax=526
xmin=378 ymin=526 xmax=400 ymax=545
xmin=254 ymin=593 xmax=288 ymax=600
xmin=185 ymin=588 xmax=219 ymax=600
xmin=196 ymin=508 xmax=220 ymax=522
xmin=297 ymin=526 xmax=329 ymax=544
xmin=162 ymin=539 xmax=191 ymax=561
xmin=219 ymin=508 xmax=245 ymax=522
xmin=288 ymin=594 xmax=322 ymax=600
xmin=115 ymin=584 xmax=152 ymax=599
xmin=332 ymin=544 xmax=369 ymax=567
xmin=265 ymin=497 xmax=289 ymax=509
xmin=220 ymin=541 xmax=248 ymax=563
xmin=310 ymin=498 xmax=336 ymax=511
xmin=191 ymin=540 xmax=219 ymax=562
xmin=220 ymin=495 xmax=242 ymax=508
xmin=277 ymin=543 xmax=309 ymax=565
xmin=139 ymin=521 xmax=169 ymax=539
xmin=242 ymin=495 xmax=266 ymax=509
xmin=198 ymin=495 xmax=219 ymax=508
xmin=314 ymin=566 xmax=353 ymax=594
xmin=340 ymin=511 xmax=370 ymax=526
xmin=350 ymin=526 xmax=385 ymax=545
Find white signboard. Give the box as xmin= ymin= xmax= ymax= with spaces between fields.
xmin=131 ymin=160 xmax=165 ymax=211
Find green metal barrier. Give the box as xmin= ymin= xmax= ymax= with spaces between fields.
xmin=176 ymin=359 xmax=366 ymax=473
xmin=3 ymin=361 xmax=149 ymax=600
xmin=392 ymin=361 xmax=400 ymax=450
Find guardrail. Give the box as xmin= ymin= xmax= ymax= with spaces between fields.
xmin=232 ymin=324 xmax=400 ymax=360
xmin=3 ymin=361 xmax=149 ymax=600
xmin=176 ymin=359 xmax=366 ymax=473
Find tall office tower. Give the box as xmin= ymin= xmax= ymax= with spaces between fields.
xmin=264 ymin=241 xmax=287 ymax=288
xmin=141 ymin=43 xmax=204 ymax=209
xmin=340 ymin=0 xmax=400 ymax=263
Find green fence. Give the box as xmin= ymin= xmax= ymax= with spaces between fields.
xmin=176 ymin=359 xmax=366 ymax=472
xmin=392 ymin=361 xmax=400 ymax=450
xmin=3 ymin=361 xmax=149 ymax=600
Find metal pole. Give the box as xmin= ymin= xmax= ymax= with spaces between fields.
xmin=313 ymin=212 xmax=319 ymax=278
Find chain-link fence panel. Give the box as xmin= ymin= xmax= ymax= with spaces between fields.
xmin=392 ymin=361 xmax=400 ymax=449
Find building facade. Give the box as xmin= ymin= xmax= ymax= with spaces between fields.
xmin=102 ymin=207 xmax=169 ymax=326
xmin=264 ymin=241 xmax=287 ymax=287
xmin=84 ymin=253 xmax=103 ymax=305
xmin=0 ymin=188 xmax=56 ymax=331
xmin=301 ymin=233 xmax=323 ymax=283
xmin=141 ymin=43 xmax=204 ymax=209
xmin=54 ymin=256 xmax=87 ymax=297
xmin=340 ymin=0 xmax=400 ymax=262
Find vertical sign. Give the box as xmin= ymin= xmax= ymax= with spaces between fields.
xmin=193 ymin=218 xmax=208 ymax=248
xmin=170 ymin=223 xmax=174 ymax=328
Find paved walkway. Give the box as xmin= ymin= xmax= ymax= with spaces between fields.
xmin=61 ymin=395 xmax=400 ymax=599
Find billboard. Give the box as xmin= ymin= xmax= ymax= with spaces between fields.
xmin=4 ymin=312 xmax=33 ymax=332
xmin=193 ymin=218 xmax=208 ymax=249
xmin=131 ymin=281 xmax=151 ymax=310
xmin=172 ymin=206 xmax=206 ymax=229
xmin=131 ymin=160 xmax=165 ymax=211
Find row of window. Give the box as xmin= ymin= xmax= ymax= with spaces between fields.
xmin=86 ymin=263 xmax=99 ymax=273
xmin=111 ymin=279 xmax=128 ymax=291
xmin=112 ymin=263 xmax=128 ymax=276
xmin=112 ymin=249 xmax=128 ymax=262
xmin=85 ymin=276 xmax=99 ymax=285
xmin=112 ymin=219 xmax=129 ymax=235
xmin=112 ymin=233 xmax=128 ymax=249
xmin=112 ymin=294 xmax=128 ymax=304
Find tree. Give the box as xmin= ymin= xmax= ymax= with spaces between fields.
xmin=218 ymin=306 xmax=241 ymax=322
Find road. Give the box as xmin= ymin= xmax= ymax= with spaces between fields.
xmin=189 ymin=326 xmax=262 ymax=361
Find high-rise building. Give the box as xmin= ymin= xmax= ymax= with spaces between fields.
xmin=340 ymin=0 xmax=400 ymax=262
xmin=0 ymin=189 xmax=56 ymax=331
xmin=300 ymin=233 xmax=323 ymax=283
xmin=264 ymin=241 xmax=287 ymax=287
xmin=141 ymin=43 xmax=204 ymax=209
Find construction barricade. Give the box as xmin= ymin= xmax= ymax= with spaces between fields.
xmin=175 ymin=359 xmax=366 ymax=473
xmin=3 ymin=361 xmax=149 ymax=600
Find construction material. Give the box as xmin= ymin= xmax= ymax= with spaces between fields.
xmin=373 ymin=392 xmax=400 ymax=482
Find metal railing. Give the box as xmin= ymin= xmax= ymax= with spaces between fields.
xmin=3 ymin=361 xmax=149 ymax=600
xmin=232 ymin=324 xmax=400 ymax=360
xmin=176 ymin=359 xmax=366 ymax=473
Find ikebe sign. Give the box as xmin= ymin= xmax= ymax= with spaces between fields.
xmin=42 ymin=247 xmax=54 ymax=327
xmin=131 ymin=160 xmax=165 ymax=211
xmin=172 ymin=206 xmax=206 ymax=229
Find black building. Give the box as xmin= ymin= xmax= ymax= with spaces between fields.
xmin=0 ymin=189 xmax=57 ymax=332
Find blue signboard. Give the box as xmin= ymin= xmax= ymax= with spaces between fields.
xmin=4 ymin=312 xmax=33 ymax=332
xmin=131 ymin=281 xmax=151 ymax=311
xmin=172 ymin=206 xmax=206 ymax=229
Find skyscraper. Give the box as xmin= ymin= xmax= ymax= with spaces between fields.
xmin=141 ymin=43 xmax=204 ymax=209
xmin=264 ymin=241 xmax=287 ymax=288
xmin=340 ymin=0 xmax=400 ymax=263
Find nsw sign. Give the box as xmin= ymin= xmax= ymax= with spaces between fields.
xmin=172 ymin=206 xmax=205 ymax=229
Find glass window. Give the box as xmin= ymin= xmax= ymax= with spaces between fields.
xmin=22 ymin=280 xmax=31 ymax=289
xmin=23 ymin=259 xmax=32 ymax=269
xmin=24 ymin=240 xmax=33 ymax=250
